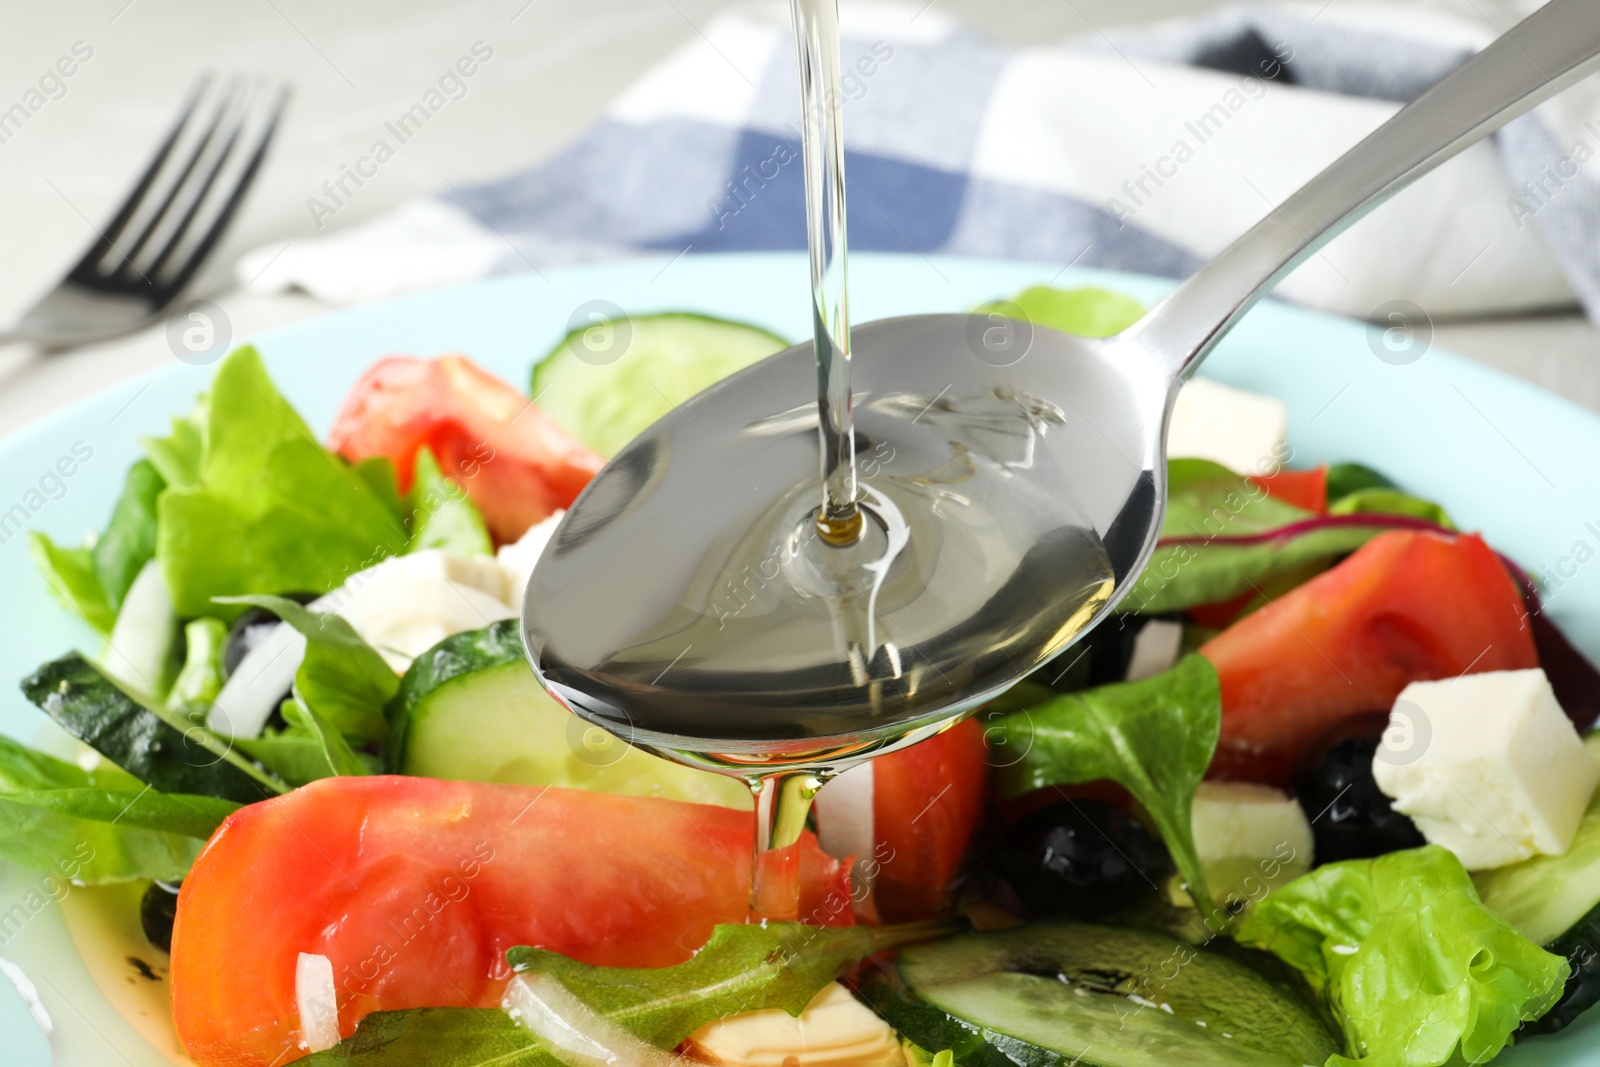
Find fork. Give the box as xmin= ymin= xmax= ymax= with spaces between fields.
xmin=0 ymin=75 xmax=289 ymax=349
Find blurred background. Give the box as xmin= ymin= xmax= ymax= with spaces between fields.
xmin=2 ymin=0 xmax=1597 ymax=435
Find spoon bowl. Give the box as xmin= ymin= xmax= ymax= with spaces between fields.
xmin=523 ymin=314 xmax=1162 ymax=768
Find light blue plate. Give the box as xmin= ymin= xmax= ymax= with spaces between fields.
xmin=1 ymin=252 xmax=1597 ymax=1065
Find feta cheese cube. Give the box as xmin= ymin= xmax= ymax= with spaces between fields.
xmin=359 ymin=548 xmax=511 ymax=604
xmin=1372 ymin=669 xmax=1599 ymax=870
xmin=1167 ymin=377 xmax=1288 ymax=475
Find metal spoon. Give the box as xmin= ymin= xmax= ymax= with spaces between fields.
xmin=524 ymin=1 xmax=1600 ymax=778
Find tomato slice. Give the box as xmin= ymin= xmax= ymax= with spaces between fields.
xmin=813 ymin=721 xmax=990 ymax=922
xmin=171 ymin=776 xmax=851 ymax=1067
xmin=1200 ymin=530 xmax=1537 ymax=785
xmin=327 ymin=355 xmax=604 ymax=543
xmin=1247 ymin=466 xmax=1328 ymax=512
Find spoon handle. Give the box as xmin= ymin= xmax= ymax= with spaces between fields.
xmin=1129 ymin=0 xmax=1600 ymax=380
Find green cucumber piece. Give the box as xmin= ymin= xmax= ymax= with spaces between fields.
xmin=384 ymin=621 xmax=750 ymax=808
xmin=531 ymin=312 xmax=787 ymax=456
xmin=1472 ymin=733 xmax=1600 ymax=1031
xmin=860 ymin=923 xmax=1337 ymax=1067
xmin=1475 ymin=734 xmax=1600 ymax=946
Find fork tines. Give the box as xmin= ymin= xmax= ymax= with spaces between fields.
xmin=70 ymin=75 xmax=289 ymax=303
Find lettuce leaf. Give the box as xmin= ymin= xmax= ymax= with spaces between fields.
xmin=29 ymin=532 xmax=116 ymax=635
xmin=991 ymin=654 xmax=1221 ymax=921
xmin=93 ymin=458 xmax=165 ymax=612
xmin=0 ymin=734 xmax=234 ymax=884
xmin=236 ymin=725 xmax=372 ymax=787
xmin=280 ymin=697 xmax=372 ymax=777
xmin=143 ymin=398 xmax=207 ymax=490
xmin=407 ymin=446 xmax=492 ymax=556
xmin=158 ymin=347 xmax=409 ymax=619
xmin=1235 ymin=845 xmax=1569 ymax=1067
xmin=28 ymin=458 xmax=167 ymax=636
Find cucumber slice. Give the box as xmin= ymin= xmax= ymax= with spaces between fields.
xmin=860 ymin=923 xmax=1337 ymax=1067
xmin=531 ymin=312 xmax=787 ymax=456
xmin=1475 ymin=734 xmax=1600 ymax=946
xmin=384 ymin=621 xmax=750 ymax=808
xmin=1472 ymin=733 xmax=1600 ymax=1031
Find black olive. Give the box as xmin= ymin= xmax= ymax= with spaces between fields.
xmin=222 ymin=593 xmax=319 ymax=732
xmin=991 ymin=800 xmax=1173 ymax=919
xmin=1293 ymin=713 xmax=1426 ymax=864
xmin=221 ymin=592 xmax=319 ymax=677
xmin=140 ymin=879 xmax=181 ymax=953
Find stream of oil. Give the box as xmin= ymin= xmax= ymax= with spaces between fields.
xmin=517 ymin=0 xmax=1122 ymax=921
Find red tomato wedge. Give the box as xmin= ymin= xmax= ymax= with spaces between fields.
xmin=327 ymin=355 xmax=604 ymax=543
xmin=1247 ymin=466 xmax=1328 ymax=512
xmin=171 ymin=776 xmax=851 ymax=1067
xmin=1200 ymin=530 xmax=1537 ymax=785
xmin=815 ymin=719 xmax=989 ymax=923
xmin=871 ymin=719 xmax=989 ymax=922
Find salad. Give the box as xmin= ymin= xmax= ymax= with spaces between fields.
xmin=5 ymin=284 xmax=1600 ymax=1067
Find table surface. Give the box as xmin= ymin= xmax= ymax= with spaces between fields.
xmin=2 ymin=0 xmax=1598 ymax=435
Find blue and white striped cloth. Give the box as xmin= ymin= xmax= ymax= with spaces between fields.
xmin=242 ymin=0 xmax=1600 ymax=324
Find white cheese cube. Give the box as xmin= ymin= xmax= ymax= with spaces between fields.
xmin=684 ymin=982 xmax=903 ymax=1067
xmin=358 ymin=548 xmax=511 ymax=604
xmin=1167 ymin=377 xmax=1288 ymax=475
xmin=1372 ymin=669 xmax=1599 ymax=870
xmin=1191 ymin=781 xmax=1313 ymax=867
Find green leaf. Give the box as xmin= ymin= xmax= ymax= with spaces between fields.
xmin=1327 ymin=486 xmax=1454 ymax=527
xmin=26 ymin=459 xmax=168 ymax=636
xmin=0 ymin=735 xmax=231 ymax=884
xmin=235 ymin=727 xmax=362 ymax=787
xmin=407 ymin=446 xmax=492 ymax=556
xmin=0 ymin=788 xmax=236 ymax=840
xmin=28 ymin=532 xmax=116 ymax=635
xmin=218 ymin=595 xmax=397 ymax=744
xmin=0 ymin=733 xmax=135 ymax=792
xmin=1324 ymin=462 xmax=1394 ymax=500
xmin=296 ymin=922 xmax=947 ymax=1065
xmin=1235 ymin=846 xmax=1570 ymax=1067
xmin=281 ymin=697 xmax=371 ymax=777
xmin=158 ymin=347 xmax=408 ymax=620
xmin=976 ymin=285 xmax=1146 ymax=338
xmin=1123 ymin=460 xmax=1370 ymax=614
xmin=93 ymin=459 xmax=165 ymax=613
xmin=292 ymin=1008 xmax=554 ymax=1066
xmin=170 ymin=617 xmax=229 ymax=708
xmin=354 ymin=455 xmax=406 ymax=519
xmin=507 ymin=921 xmax=949 ymax=1050
xmin=993 ymin=654 xmax=1221 ymax=920
xmin=20 ymin=651 xmax=284 ymax=803
xmin=142 ymin=400 xmax=207 ymax=490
